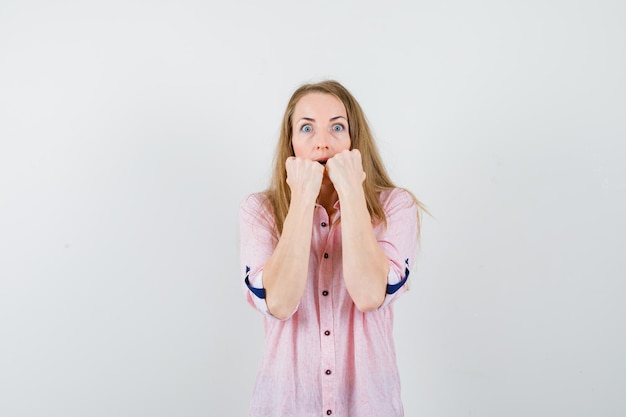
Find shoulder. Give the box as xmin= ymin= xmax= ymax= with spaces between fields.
xmin=239 ymin=192 xmax=274 ymax=222
xmin=240 ymin=192 xmax=270 ymax=211
xmin=379 ymin=187 xmax=417 ymax=211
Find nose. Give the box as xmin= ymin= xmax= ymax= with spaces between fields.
xmin=315 ymin=130 xmax=331 ymax=149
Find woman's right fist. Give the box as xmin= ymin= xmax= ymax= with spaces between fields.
xmin=285 ymin=157 xmax=325 ymax=203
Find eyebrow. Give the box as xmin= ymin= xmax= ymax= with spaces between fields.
xmin=296 ymin=116 xmax=347 ymax=124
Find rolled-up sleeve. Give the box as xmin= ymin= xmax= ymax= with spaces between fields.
xmin=239 ymin=193 xmax=278 ymax=318
xmin=376 ymin=188 xmax=420 ymax=309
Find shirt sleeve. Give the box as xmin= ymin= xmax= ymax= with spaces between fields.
xmin=375 ymin=188 xmax=420 ymax=309
xmin=239 ymin=193 xmax=289 ymax=318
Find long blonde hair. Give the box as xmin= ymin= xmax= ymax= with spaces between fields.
xmin=265 ymin=80 xmax=424 ymax=235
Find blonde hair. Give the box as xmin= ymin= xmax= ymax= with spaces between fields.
xmin=265 ymin=80 xmax=425 ymax=235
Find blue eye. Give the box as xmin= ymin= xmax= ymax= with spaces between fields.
xmin=332 ymin=124 xmax=344 ymax=132
xmin=301 ymin=124 xmax=312 ymax=133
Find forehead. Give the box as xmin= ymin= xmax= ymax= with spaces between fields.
xmin=293 ymin=93 xmax=346 ymax=119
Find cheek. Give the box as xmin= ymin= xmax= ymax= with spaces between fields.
xmin=291 ymin=139 xmax=305 ymax=158
xmin=340 ymin=135 xmax=352 ymax=151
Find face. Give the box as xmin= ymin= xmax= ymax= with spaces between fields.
xmin=291 ymin=93 xmax=351 ymax=164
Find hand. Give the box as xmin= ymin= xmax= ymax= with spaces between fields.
xmin=285 ymin=156 xmax=325 ymax=204
xmin=326 ymin=149 xmax=366 ymax=196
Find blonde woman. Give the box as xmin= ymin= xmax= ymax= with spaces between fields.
xmin=239 ymin=80 xmax=424 ymax=417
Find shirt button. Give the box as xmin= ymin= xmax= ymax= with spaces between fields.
xmin=323 ymin=253 xmax=329 ymax=258
xmin=321 ymin=222 xmax=327 ymax=227
xmin=327 ymin=410 xmax=332 ymax=415
xmin=324 ymin=330 xmax=330 ymax=336
xmin=325 ymin=369 xmax=332 ymax=375
xmin=322 ymin=290 xmax=329 ymax=296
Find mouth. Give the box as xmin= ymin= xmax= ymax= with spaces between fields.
xmin=318 ymin=160 xmax=328 ymax=166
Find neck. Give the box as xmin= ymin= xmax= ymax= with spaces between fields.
xmin=317 ymin=183 xmax=338 ymax=214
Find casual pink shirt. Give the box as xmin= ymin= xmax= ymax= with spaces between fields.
xmin=239 ymin=188 xmax=418 ymax=417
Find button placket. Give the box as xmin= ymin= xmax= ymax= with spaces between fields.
xmin=319 ymin=207 xmax=329 ymax=233
xmin=318 ymin=228 xmax=336 ymax=417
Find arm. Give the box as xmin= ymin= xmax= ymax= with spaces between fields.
xmin=338 ymin=184 xmax=389 ymax=312
xmin=262 ymin=157 xmax=324 ymax=319
xmin=327 ymin=149 xmax=389 ymax=312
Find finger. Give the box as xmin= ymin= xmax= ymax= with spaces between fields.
xmin=312 ymin=160 xmax=325 ymax=175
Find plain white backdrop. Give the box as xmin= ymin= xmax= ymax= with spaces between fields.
xmin=1 ymin=0 xmax=625 ymax=416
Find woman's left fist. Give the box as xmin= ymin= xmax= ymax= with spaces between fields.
xmin=326 ymin=149 xmax=366 ymax=194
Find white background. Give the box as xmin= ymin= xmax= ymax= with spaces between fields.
xmin=1 ymin=0 xmax=625 ymax=416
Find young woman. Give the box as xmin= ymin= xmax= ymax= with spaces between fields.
xmin=239 ymin=80 xmax=424 ymax=417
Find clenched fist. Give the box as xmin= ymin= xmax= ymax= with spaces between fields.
xmin=286 ymin=156 xmax=325 ymax=205
xmin=325 ymin=149 xmax=366 ymax=196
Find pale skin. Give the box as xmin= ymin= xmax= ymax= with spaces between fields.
xmin=263 ymin=93 xmax=389 ymax=319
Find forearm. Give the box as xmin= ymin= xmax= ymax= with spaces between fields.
xmin=263 ymin=198 xmax=315 ymax=319
xmin=339 ymin=188 xmax=389 ymax=312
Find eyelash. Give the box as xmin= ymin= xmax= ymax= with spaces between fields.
xmin=299 ymin=123 xmax=346 ymax=133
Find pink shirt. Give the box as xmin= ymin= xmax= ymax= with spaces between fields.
xmin=239 ymin=188 xmax=419 ymax=417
